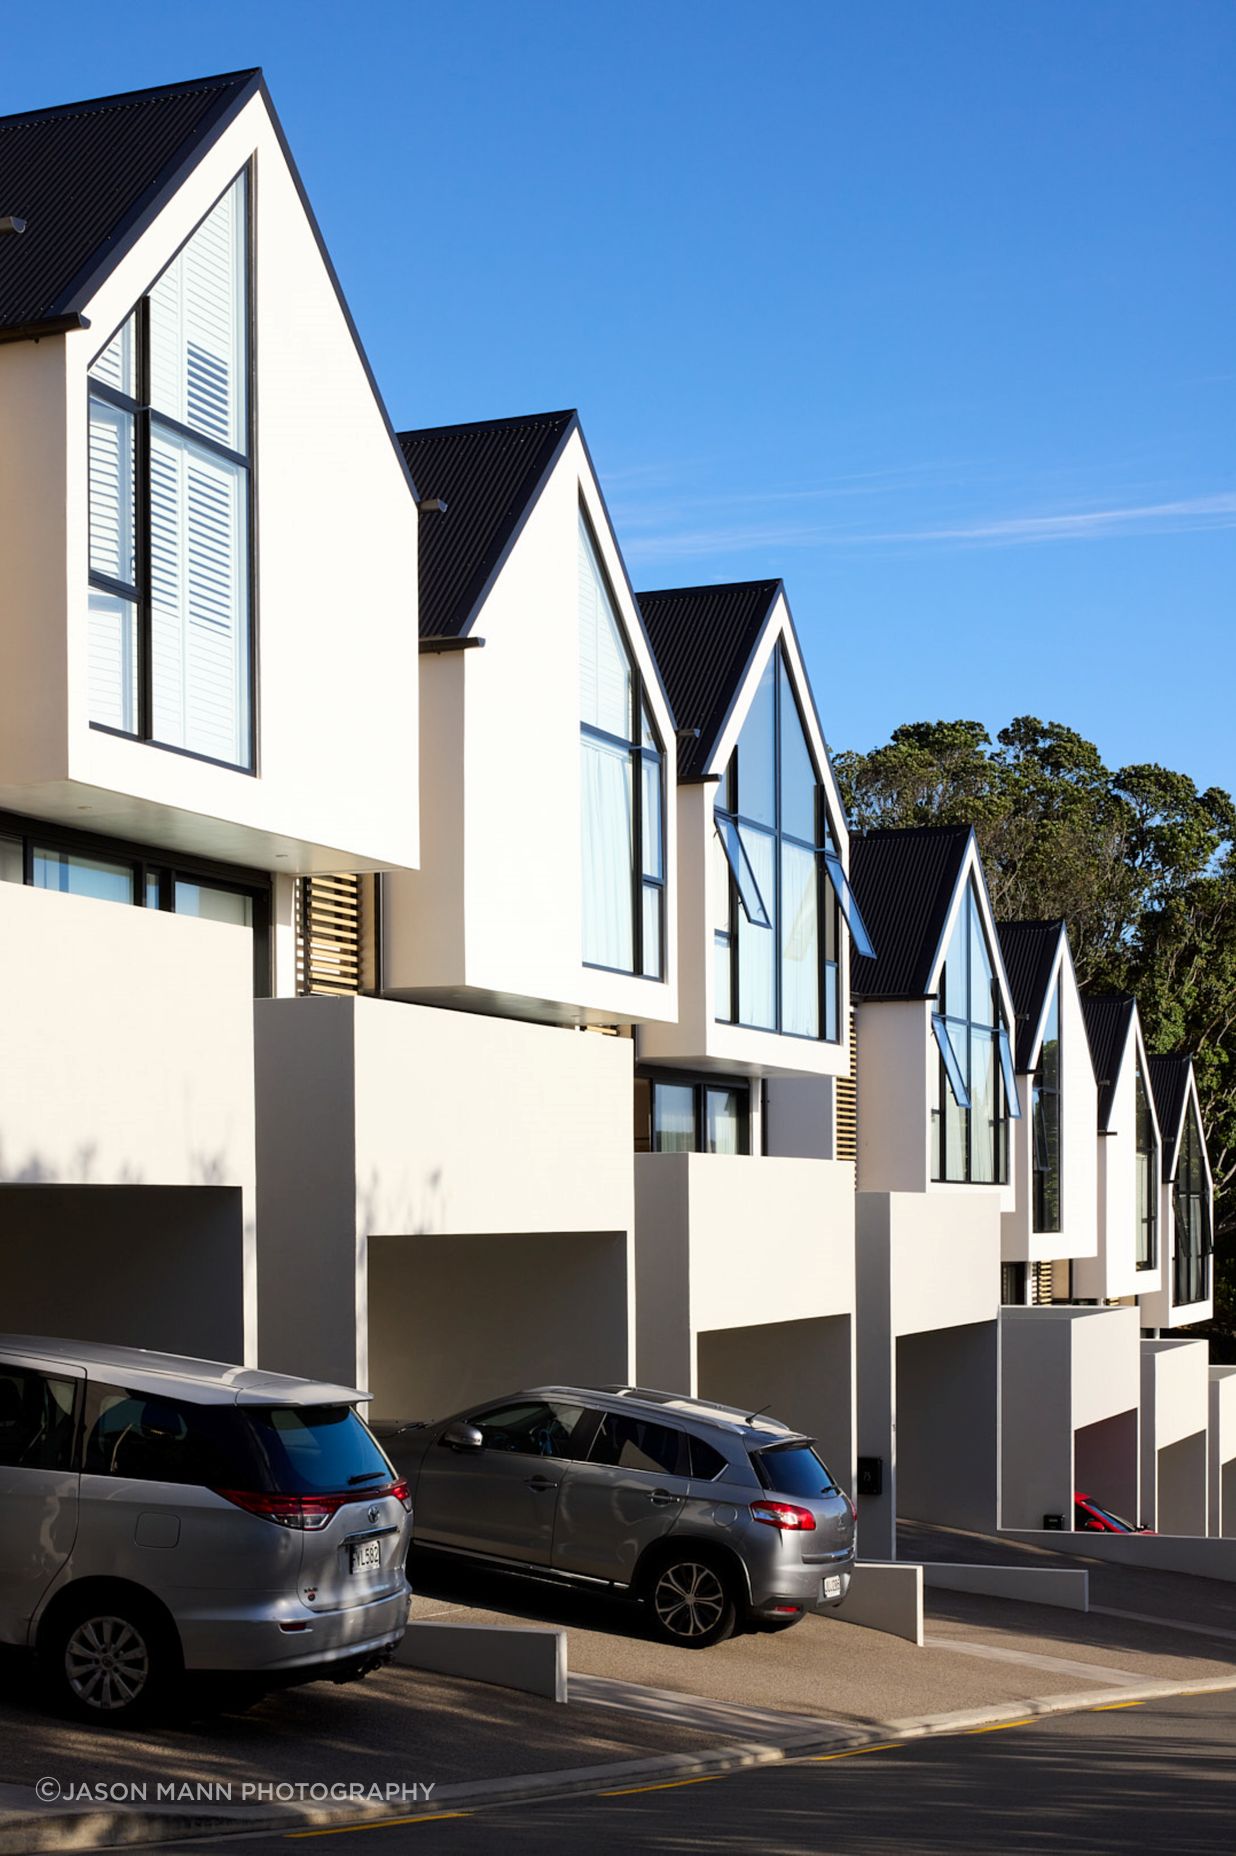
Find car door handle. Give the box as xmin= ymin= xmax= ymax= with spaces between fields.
xmin=649 ymin=1489 xmax=680 ymax=1506
xmin=526 ymin=1476 xmax=559 ymax=1492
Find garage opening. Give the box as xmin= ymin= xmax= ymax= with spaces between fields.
xmin=366 ymin=1230 xmax=629 ymax=1422
xmin=1073 ymin=1409 xmax=1139 ymax=1528
xmin=895 ymin=1321 xmax=999 ymax=1535
xmin=695 ymin=1314 xmax=853 ymax=1493
xmin=0 ymin=1184 xmax=247 ymax=1361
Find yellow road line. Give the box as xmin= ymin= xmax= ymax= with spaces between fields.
xmin=967 ymin=1719 xmax=1035 ymax=1734
xmin=1091 ymin=1700 xmax=1145 ymax=1712
xmin=809 ymin=1742 xmax=903 ymax=1762
xmin=287 ymin=1813 xmax=472 ymax=1838
xmin=597 ymin=1775 xmax=723 ymax=1798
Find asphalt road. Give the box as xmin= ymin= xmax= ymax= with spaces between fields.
xmin=168 ymin=1689 xmax=1236 ymax=1855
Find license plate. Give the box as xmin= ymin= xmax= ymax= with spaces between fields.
xmin=822 ymin=1574 xmax=842 ymax=1600
xmin=350 ymin=1539 xmax=382 ymax=1574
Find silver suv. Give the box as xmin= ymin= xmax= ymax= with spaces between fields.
xmin=382 ymin=1385 xmax=855 ymax=1647
xmin=0 ymin=1336 xmax=413 ymax=1722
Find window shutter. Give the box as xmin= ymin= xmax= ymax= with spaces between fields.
xmin=297 ymin=876 xmax=365 ymax=995
xmin=150 ymin=178 xmax=245 ymax=450
xmin=836 ymin=1009 xmax=858 ymax=1163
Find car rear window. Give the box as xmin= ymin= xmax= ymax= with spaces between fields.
xmin=83 ymin=1382 xmax=262 ymax=1488
xmin=753 ymin=1442 xmax=838 ymax=1498
xmin=688 ymin=1436 xmax=729 ymax=1481
xmin=243 ymin=1405 xmax=394 ymax=1494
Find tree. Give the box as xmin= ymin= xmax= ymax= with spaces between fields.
xmin=834 ymin=718 xmax=1236 ymax=1346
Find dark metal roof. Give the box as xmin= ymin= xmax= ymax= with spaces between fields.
xmin=848 ymin=825 xmax=974 ymax=1000
xmin=997 ymin=921 xmax=1065 ymax=1071
xmin=636 ymin=581 xmax=781 ymax=781
xmin=1148 ymin=1054 xmax=1192 ymax=1179
xmin=399 ymin=412 xmax=578 ymax=639
xmin=0 ymin=70 xmax=260 ymax=337
xmin=1080 ymin=995 xmax=1136 ymax=1131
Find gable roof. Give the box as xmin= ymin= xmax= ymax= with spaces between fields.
xmin=637 ymin=581 xmax=781 ymax=782
xmin=398 ymin=411 xmax=578 ymax=639
xmin=1080 ymin=995 xmax=1137 ymax=1131
xmin=1148 ymin=1054 xmax=1192 ymax=1179
xmin=848 ymin=825 xmax=974 ymax=1001
xmin=997 ymin=921 xmax=1066 ymax=1071
xmin=0 ymin=70 xmax=261 ymax=339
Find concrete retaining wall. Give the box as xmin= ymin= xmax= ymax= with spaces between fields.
xmin=922 ymin=1563 xmax=1089 ymax=1612
xmin=831 ymin=1561 xmax=923 ymax=1646
xmin=1004 ymin=1530 xmax=1236 ymax=1582
xmin=394 ymin=1621 xmax=567 ymax=1702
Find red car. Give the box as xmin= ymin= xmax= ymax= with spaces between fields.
xmin=1074 ymin=1492 xmax=1153 ymax=1533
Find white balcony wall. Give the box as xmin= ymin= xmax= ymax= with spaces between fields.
xmin=1000 ymin=1305 xmax=1140 ymax=1531
xmin=856 ymin=1001 xmax=933 ymax=1193
xmin=0 ymin=89 xmax=419 ymax=875
xmin=0 ymin=880 xmax=256 ymax=1356
xmin=1001 ymin=949 xmax=1098 ymax=1265
xmin=383 ymin=428 xmax=677 ymax=1027
xmin=256 ymin=996 xmax=636 ymax=1390
xmin=1209 ymin=1367 xmax=1236 ymax=1538
xmin=1141 ymin=1338 xmax=1209 ymax=1535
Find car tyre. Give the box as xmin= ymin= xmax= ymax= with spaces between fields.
xmin=41 ymin=1594 xmax=178 ymax=1725
xmin=645 ymin=1550 xmax=738 ymax=1649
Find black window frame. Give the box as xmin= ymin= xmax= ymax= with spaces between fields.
xmin=634 ymin=1070 xmax=751 ymax=1156
xmin=578 ymin=505 xmax=665 ymax=982
xmin=1031 ymin=979 xmax=1063 ymax=1234
xmin=1134 ymin=1053 xmax=1158 ymax=1271
xmin=86 ymin=164 xmax=257 ymax=776
xmin=930 ymin=879 xmax=1014 ymax=1186
xmin=712 ymin=643 xmax=843 ymax=1043
xmin=1172 ymin=1098 xmax=1211 ymax=1306
xmin=0 ymin=806 xmax=272 ymax=996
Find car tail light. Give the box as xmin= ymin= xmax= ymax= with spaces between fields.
xmin=749 ymin=1501 xmax=817 ymax=1531
xmin=216 ymin=1480 xmax=412 ymax=1530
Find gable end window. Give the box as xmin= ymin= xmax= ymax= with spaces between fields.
xmin=1173 ymin=1099 xmax=1211 ymax=1306
xmin=930 ymin=879 xmax=1018 ymax=1184
xmin=579 ymin=511 xmax=664 ymax=977
xmin=87 ymin=171 xmax=254 ymax=771
xmin=1134 ymin=1056 xmax=1157 ymax=1270
xmin=1031 ymin=980 xmax=1062 ymax=1233
xmin=713 ymin=646 xmax=865 ymax=1043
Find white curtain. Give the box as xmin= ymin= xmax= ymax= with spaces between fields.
xmin=581 ymin=737 xmax=634 ymax=969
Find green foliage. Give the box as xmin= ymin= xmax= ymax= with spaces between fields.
xmin=836 ymin=717 xmax=1236 ymax=1341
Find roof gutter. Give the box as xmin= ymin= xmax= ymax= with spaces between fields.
xmin=0 ymin=311 xmax=89 ymax=345
xmin=419 ymin=635 xmax=486 ymax=655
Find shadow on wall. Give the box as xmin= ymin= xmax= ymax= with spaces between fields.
xmin=0 ymin=1183 xmax=247 ymax=1360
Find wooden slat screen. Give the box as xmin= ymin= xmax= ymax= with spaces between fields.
xmin=1032 ymin=1260 xmax=1054 ymax=1306
xmin=297 ymin=874 xmax=364 ymax=996
xmin=835 ymin=1009 xmax=858 ymax=1163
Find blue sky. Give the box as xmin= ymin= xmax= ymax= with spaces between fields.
xmin=6 ymin=2 xmax=1233 ymax=790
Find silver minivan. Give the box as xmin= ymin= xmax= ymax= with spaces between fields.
xmin=382 ymin=1385 xmax=855 ymax=1647
xmin=0 ymin=1336 xmax=413 ymax=1721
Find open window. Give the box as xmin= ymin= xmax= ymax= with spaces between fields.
xmin=1031 ymin=980 xmax=1062 ymax=1233
xmin=713 ymin=647 xmax=857 ymax=1041
xmin=930 ymin=878 xmax=1018 ymax=1184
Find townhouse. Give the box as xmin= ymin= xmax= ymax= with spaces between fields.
xmin=0 ymin=67 xmax=1226 ymax=1551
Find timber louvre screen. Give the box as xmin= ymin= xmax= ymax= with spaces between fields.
xmin=297 ymin=875 xmax=363 ymax=995
xmin=835 ymin=1010 xmax=858 ymax=1162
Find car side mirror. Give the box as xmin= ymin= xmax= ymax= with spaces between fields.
xmin=442 ymin=1421 xmax=483 ymax=1452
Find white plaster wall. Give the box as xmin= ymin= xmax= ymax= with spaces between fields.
xmin=255 ymin=995 xmax=636 ymax=1387
xmin=764 ymin=1075 xmax=836 ymax=1160
xmin=384 ymin=428 xmax=677 ymax=1025
xmin=999 ymin=1306 xmax=1140 ymax=1531
xmin=885 ymin=1190 xmax=1002 ymax=1337
xmin=633 ymin=1153 xmax=854 ymax=1345
xmin=696 ymin=1314 xmax=855 ymax=1495
xmin=1001 ymin=947 xmax=1098 ymax=1264
xmin=1141 ymin=1337 xmax=1209 ymax=1534
xmin=1075 ymin=1017 xmax=1162 ymax=1301
xmin=0 ymin=881 xmax=257 ymax=1354
xmin=0 ymin=91 xmax=420 ymax=874
xmin=1209 ymin=1368 xmax=1236 ymax=1538
xmin=855 ymin=1001 xmax=932 ymax=1194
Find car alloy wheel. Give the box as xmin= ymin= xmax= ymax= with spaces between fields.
xmin=653 ymin=1561 xmax=727 ymax=1640
xmin=64 ymin=1614 xmax=151 ymax=1713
